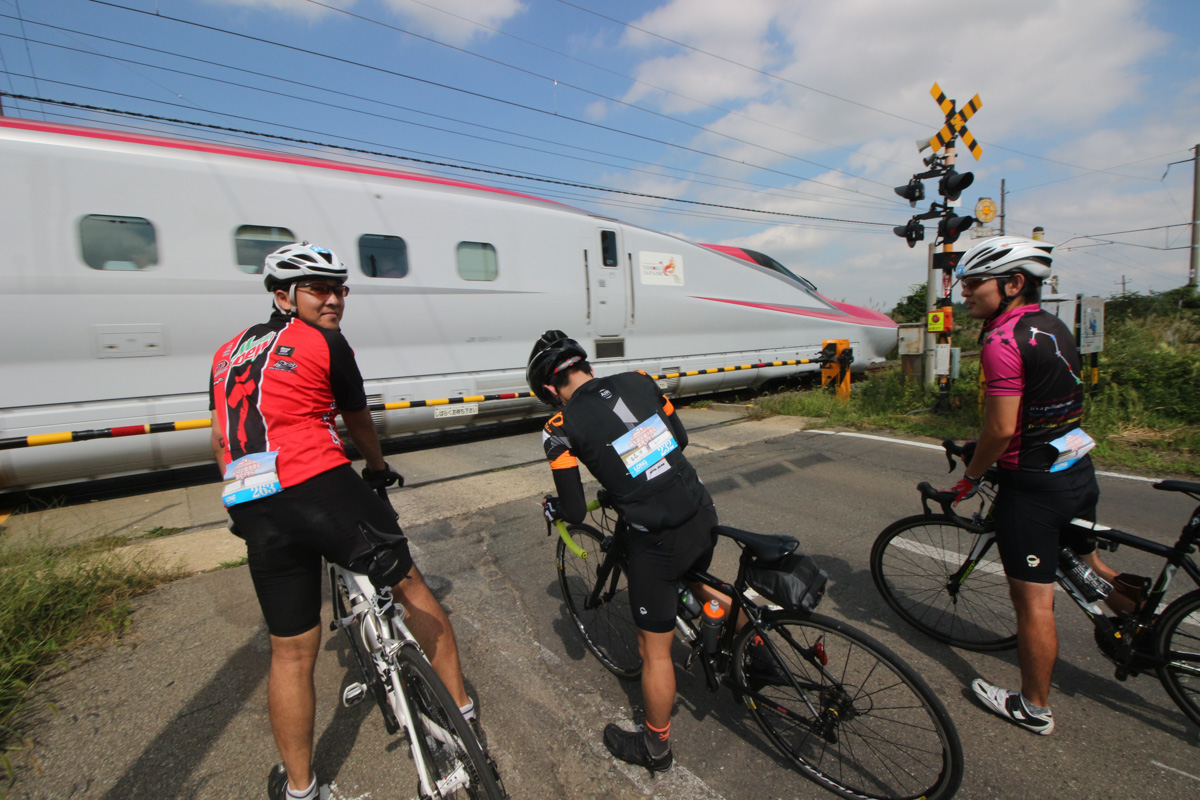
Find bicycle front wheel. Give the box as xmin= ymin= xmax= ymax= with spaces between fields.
xmin=1152 ymin=589 xmax=1200 ymax=727
xmin=871 ymin=514 xmax=1017 ymax=651
xmin=556 ymin=523 xmax=642 ymax=678
xmin=735 ymin=612 xmax=964 ymax=800
xmin=396 ymin=643 xmax=505 ymax=799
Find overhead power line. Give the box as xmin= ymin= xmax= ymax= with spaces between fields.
xmin=0 ymin=21 xmax=894 ymax=212
xmin=1 ymin=92 xmax=894 ymax=229
xmin=85 ymin=0 xmax=893 ymax=201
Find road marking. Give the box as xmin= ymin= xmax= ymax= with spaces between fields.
xmin=804 ymin=430 xmax=1161 ymax=482
xmin=890 ymin=536 xmax=1006 ymax=576
xmin=1151 ymin=760 xmax=1200 ymax=783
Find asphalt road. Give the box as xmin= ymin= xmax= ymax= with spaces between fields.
xmin=6 ymin=427 xmax=1199 ymax=799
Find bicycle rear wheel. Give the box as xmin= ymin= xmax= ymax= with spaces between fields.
xmin=735 ymin=611 xmax=964 ymax=800
xmin=1152 ymin=589 xmax=1200 ymax=727
xmin=871 ymin=514 xmax=1017 ymax=651
xmin=556 ymin=523 xmax=642 ymax=678
xmin=396 ymin=643 xmax=505 ymax=799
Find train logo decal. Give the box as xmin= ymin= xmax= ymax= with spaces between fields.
xmin=639 ymin=251 xmax=684 ymax=286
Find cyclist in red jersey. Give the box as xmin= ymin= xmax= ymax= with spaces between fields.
xmin=210 ymin=243 xmax=473 ymax=800
xmin=944 ymin=236 xmax=1147 ymax=736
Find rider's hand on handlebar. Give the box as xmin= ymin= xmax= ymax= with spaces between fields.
xmin=362 ymin=463 xmax=404 ymax=491
xmin=949 ymin=475 xmax=982 ymax=506
xmin=542 ymin=494 xmax=561 ymax=526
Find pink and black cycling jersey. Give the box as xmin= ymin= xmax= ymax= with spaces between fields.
xmin=980 ymin=303 xmax=1085 ymax=471
xmin=209 ymin=310 xmax=368 ymax=488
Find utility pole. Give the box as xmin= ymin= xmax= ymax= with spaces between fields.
xmin=1190 ymin=143 xmax=1198 ymax=287
xmin=999 ymin=179 xmax=1006 ymax=235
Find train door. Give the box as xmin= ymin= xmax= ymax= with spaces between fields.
xmin=589 ymin=227 xmax=627 ymax=338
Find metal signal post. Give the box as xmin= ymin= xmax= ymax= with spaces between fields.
xmin=894 ymin=83 xmax=984 ymax=400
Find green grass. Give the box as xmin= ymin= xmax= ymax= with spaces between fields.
xmin=143 ymin=526 xmax=184 ymax=539
xmin=218 ymin=556 xmax=249 ymax=569
xmin=755 ymin=363 xmax=1198 ymax=478
xmin=0 ymin=541 xmax=179 ymax=755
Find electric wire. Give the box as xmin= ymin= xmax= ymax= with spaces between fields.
xmin=2 ymin=91 xmax=895 ymax=228
xmin=82 ymin=0 xmax=893 ymax=202
xmin=0 ymin=23 xmax=897 ymax=212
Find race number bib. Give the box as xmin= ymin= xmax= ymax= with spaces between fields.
xmin=222 ymin=451 xmax=283 ymax=507
xmin=1048 ymin=428 xmax=1095 ymax=473
xmin=612 ymin=414 xmax=677 ymax=479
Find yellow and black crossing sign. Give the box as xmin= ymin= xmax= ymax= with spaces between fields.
xmin=927 ymin=82 xmax=982 ymax=160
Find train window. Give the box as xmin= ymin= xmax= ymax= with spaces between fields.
xmin=79 ymin=215 xmax=159 ymax=271
xmin=235 ymin=225 xmax=295 ymax=274
xmin=601 ymin=230 xmax=618 ymax=267
xmin=456 ymin=241 xmax=498 ymax=281
xmin=359 ymin=234 xmax=409 ymax=279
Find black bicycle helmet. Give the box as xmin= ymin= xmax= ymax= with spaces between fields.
xmin=527 ymin=330 xmax=588 ymax=406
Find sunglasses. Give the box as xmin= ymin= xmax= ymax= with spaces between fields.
xmin=960 ymin=276 xmax=997 ymax=291
xmin=297 ymin=282 xmax=349 ymax=298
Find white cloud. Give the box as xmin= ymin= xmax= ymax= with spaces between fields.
xmin=201 ymin=0 xmax=357 ymax=18
xmin=381 ymin=0 xmax=525 ymax=45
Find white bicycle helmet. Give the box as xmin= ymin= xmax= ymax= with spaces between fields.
xmin=955 ymin=236 xmax=1053 ymax=282
xmin=263 ymin=242 xmax=347 ymax=314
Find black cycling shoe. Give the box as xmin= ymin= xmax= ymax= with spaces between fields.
xmin=603 ymin=724 xmax=672 ymax=773
xmin=267 ymin=764 xmax=288 ymax=800
xmin=268 ymin=764 xmax=318 ymax=800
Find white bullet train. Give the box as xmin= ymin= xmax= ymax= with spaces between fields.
xmin=0 ymin=118 xmax=897 ymax=491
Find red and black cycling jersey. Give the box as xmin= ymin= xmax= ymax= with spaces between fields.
xmin=980 ymin=304 xmax=1085 ymax=471
xmin=209 ymin=309 xmax=368 ymax=488
xmin=542 ymin=371 xmax=707 ymax=530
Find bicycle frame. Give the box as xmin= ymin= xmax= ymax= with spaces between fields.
xmin=555 ymin=509 xmax=849 ymax=741
xmin=329 ymin=563 xmax=474 ymax=798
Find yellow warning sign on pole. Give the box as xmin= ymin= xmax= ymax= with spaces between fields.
xmin=928 ymin=310 xmax=946 ymax=332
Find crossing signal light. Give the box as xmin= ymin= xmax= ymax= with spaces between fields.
xmin=938 ymin=168 xmax=974 ymax=202
xmin=894 ymin=178 xmax=925 ymax=206
xmin=894 ymin=218 xmax=925 ymax=248
xmin=937 ymin=214 xmax=975 ymax=245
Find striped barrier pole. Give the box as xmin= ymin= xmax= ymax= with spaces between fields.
xmin=0 ymin=356 xmax=836 ymax=451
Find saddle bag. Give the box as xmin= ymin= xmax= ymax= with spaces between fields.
xmin=746 ymin=553 xmax=828 ymax=614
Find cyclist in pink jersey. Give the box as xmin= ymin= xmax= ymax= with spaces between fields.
xmin=945 ymin=236 xmax=1147 ymax=736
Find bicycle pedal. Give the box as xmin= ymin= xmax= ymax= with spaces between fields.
xmin=342 ymin=682 xmax=368 ymax=707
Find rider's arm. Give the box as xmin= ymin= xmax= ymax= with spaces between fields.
xmin=342 ymin=408 xmax=388 ymax=473
xmin=551 ymin=465 xmax=588 ymax=523
xmin=965 ymin=395 xmax=1019 ymax=480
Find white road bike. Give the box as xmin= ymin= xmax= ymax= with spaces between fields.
xmin=328 ymin=517 xmax=505 ymax=799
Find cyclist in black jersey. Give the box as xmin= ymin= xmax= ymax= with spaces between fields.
xmin=530 ymin=331 xmax=728 ymax=772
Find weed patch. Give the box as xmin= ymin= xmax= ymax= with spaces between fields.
xmin=0 ymin=541 xmax=177 ymax=750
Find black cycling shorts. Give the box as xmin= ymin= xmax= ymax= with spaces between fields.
xmin=623 ymin=496 xmax=719 ymax=633
xmin=227 ymin=464 xmax=413 ymax=637
xmin=992 ymin=458 xmax=1100 ymax=584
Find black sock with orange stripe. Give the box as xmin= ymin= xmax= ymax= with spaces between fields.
xmin=644 ymin=720 xmax=670 ymax=759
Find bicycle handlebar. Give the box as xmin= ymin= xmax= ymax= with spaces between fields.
xmin=549 ymin=497 xmax=606 ymax=559
xmin=918 ymin=481 xmax=961 ymax=517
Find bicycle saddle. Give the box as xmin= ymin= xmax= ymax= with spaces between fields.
xmin=713 ymin=525 xmax=799 ymax=562
xmin=349 ymin=521 xmax=412 ymax=589
xmin=1154 ymin=479 xmax=1200 ymax=496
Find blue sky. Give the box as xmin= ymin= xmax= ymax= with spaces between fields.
xmin=2 ymin=0 xmax=1198 ymax=309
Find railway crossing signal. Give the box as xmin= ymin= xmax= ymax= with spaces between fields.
xmin=893 ymin=83 xmax=983 ymax=248
xmin=924 ymin=82 xmax=983 ymax=160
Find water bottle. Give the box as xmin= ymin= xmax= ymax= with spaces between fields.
xmin=1059 ymin=548 xmax=1112 ymax=602
xmin=677 ymin=584 xmax=701 ymax=620
xmin=701 ymin=599 xmax=725 ymax=654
